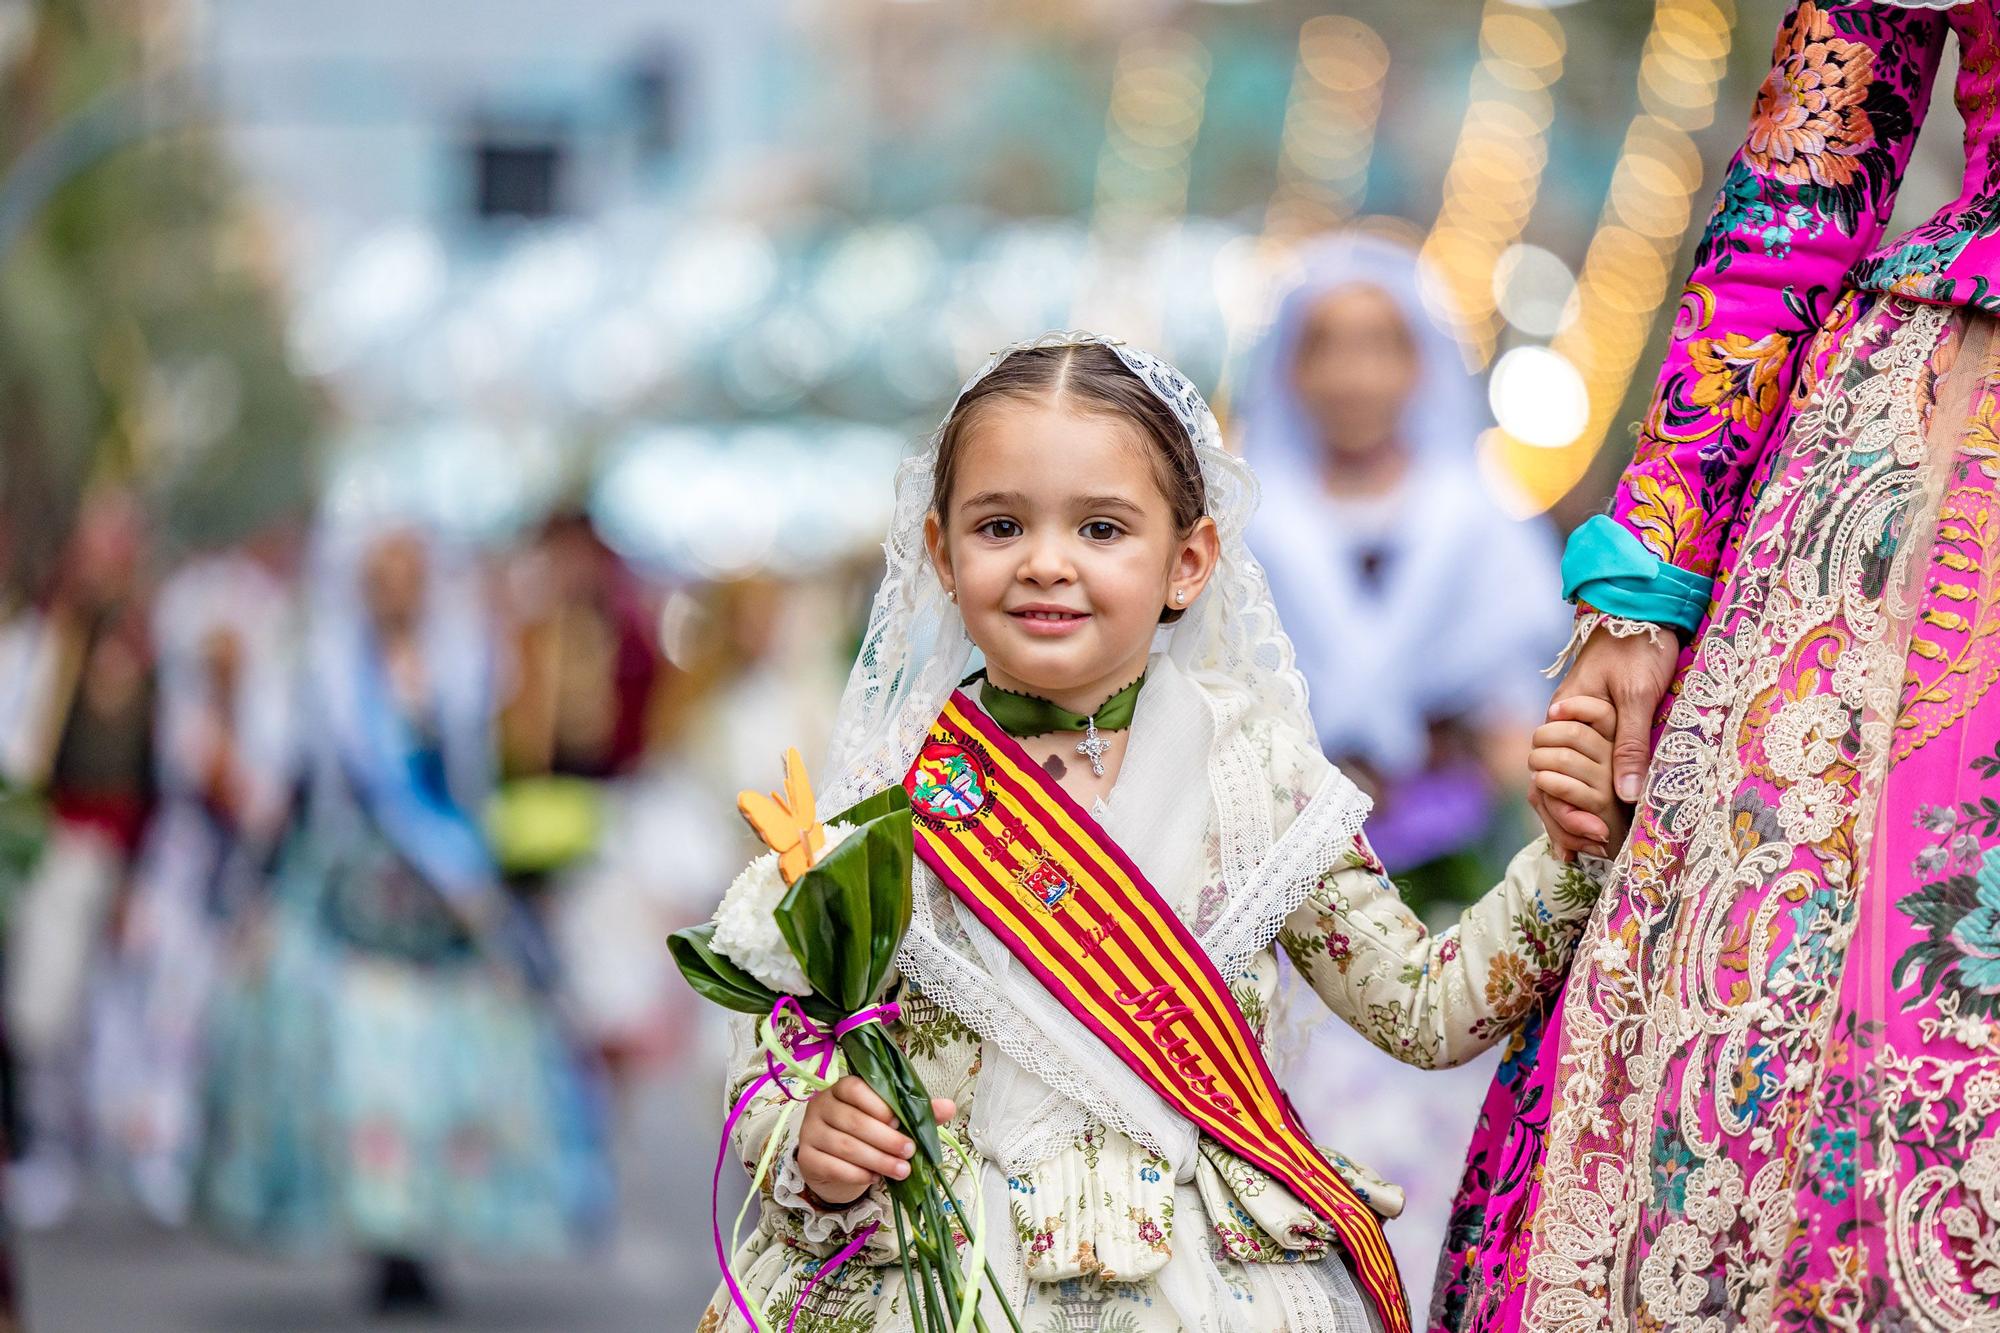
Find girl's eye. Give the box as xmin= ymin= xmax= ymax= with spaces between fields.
xmin=1082 ymin=521 xmax=1122 ymax=542
xmin=977 ymin=518 xmax=1021 ymax=540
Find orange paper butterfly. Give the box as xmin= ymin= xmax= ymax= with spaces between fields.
xmin=738 ymin=747 xmax=826 ymax=885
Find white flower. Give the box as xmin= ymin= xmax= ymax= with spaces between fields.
xmin=1683 ymin=1155 xmax=1745 ymax=1234
xmin=710 ymin=822 xmax=858 ymax=996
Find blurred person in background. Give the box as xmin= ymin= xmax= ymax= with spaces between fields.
xmin=684 ymin=575 xmax=851 ymax=820
xmin=0 ymin=521 xmax=36 ymax=1332
xmin=1244 ymin=233 xmax=1567 ymax=908
xmin=496 ymin=509 xmax=662 ymax=789
xmin=89 ymin=548 xmax=297 ymax=1227
xmin=1240 ymin=232 xmax=1567 ymax=1313
xmin=199 ymin=518 xmax=611 ymax=1317
xmin=0 ymin=490 xmax=157 ymax=1231
xmin=534 ymin=571 xmax=743 ymax=1080
xmin=491 ymin=508 xmax=697 ymax=1080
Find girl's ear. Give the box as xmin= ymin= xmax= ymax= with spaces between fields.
xmin=1167 ymin=516 xmax=1220 ymax=613
xmin=923 ymin=511 xmax=954 ymax=599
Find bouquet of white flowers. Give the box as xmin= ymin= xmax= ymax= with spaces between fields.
xmin=671 ymin=750 xmax=1017 ymax=1333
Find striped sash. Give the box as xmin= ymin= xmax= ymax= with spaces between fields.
xmin=902 ymin=691 xmax=1409 ymax=1333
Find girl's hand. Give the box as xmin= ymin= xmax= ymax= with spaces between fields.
xmin=1535 ymin=623 xmax=1677 ymax=857
xmin=1528 ymin=695 xmax=1631 ymax=858
xmin=797 ymin=1075 xmax=956 ymax=1207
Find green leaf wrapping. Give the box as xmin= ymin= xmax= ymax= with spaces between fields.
xmin=843 ymin=1022 xmax=945 ymax=1165
xmin=775 ymin=796 xmax=914 ymax=1013
xmin=666 ymin=922 xmax=782 ymax=1014
xmin=825 ymin=783 xmax=910 ymax=831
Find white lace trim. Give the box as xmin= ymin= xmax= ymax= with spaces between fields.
xmin=769 ymin=1115 xmax=894 ymax=1246
xmin=1544 ymin=609 xmax=1675 ymax=680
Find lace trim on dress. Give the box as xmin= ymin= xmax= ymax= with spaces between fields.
xmin=1544 ymin=609 xmax=1676 ymax=680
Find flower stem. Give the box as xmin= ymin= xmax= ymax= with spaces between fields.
xmin=983 ymin=1260 xmax=1026 ymax=1333
xmin=921 ymin=1186 xmax=971 ymax=1327
xmin=892 ymin=1199 xmax=932 ymax=1333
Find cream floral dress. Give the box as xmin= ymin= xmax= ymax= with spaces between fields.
xmin=701 ymin=720 xmax=1605 ymax=1333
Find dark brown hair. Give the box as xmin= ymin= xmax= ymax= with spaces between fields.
xmin=930 ymin=344 xmax=1208 ymax=539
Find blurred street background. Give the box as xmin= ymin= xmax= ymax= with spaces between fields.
xmin=0 ymin=0 xmax=1965 ymax=1328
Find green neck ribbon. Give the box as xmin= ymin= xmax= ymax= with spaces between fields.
xmin=976 ymin=673 xmax=1145 ymax=739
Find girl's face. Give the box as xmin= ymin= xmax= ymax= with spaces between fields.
xmin=924 ymin=396 xmax=1218 ymax=709
xmin=1290 ymin=283 xmax=1421 ymax=464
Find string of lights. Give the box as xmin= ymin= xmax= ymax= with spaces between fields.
xmin=1074 ymin=28 xmax=1212 ymax=338
xmin=1265 ymin=16 xmax=1389 ymax=241
xmin=1490 ymin=0 xmax=1735 ymax=515
xmin=1420 ymin=2 xmax=1568 ymax=370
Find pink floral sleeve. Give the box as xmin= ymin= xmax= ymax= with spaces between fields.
xmin=1611 ymin=1 xmax=1949 ymax=580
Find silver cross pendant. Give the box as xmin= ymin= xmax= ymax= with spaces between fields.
xmin=1075 ymin=715 xmax=1112 ymax=778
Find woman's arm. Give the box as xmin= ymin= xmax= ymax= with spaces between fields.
xmin=1541 ymin=1 xmax=1950 ymax=848
xmin=1278 ymin=835 xmax=1604 ymax=1069
xmin=1574 ymin=1 xmax=1949 ymax=617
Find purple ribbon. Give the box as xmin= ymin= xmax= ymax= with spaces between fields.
xmin=713 ymin=995 xmax=903 ymax=1331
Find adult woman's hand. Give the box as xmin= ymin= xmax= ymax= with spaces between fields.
xmin=1533 ymin=621 xmax=1679 ymax=858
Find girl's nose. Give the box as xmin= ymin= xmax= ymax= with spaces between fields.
xmin=1017 ymin=535 xmax=1076 ymax=585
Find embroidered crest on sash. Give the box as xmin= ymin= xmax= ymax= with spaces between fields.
xmin=909 ymin=739 xmax=989 ymax=823
xmin=1012 ymin=850 xmax=1073 ymax=911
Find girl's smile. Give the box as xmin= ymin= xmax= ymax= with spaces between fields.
xmin=1008 ymin=602 xmax=1092 ymax=636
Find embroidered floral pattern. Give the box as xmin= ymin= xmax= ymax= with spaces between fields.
xmin=1607 ymin=0 xmax=1945 ymax=580
xmin=1690 ymin=330 xmax=1793 ymax=429
xmin=1745 ymin=2 xmax=1877 ymax=188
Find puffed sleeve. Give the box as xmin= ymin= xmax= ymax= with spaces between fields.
xmin=1277 ymin=835 xmax=1606 ymax=1070
xmin=1571 ymin=0 xmax=1949 ymax=624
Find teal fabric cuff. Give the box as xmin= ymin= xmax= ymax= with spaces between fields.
xmin=1560 ymin=514 xmax=1714 ymax=633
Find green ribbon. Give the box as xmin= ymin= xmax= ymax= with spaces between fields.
xmin=975 ymin=673 xmax=1145 ymax=738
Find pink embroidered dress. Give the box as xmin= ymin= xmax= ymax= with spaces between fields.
xmin=1437 ymin=3 xmax=2000 ymax=1330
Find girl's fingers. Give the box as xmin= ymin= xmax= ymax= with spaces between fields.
xmin=797 ymin=1144 xmax=875 ymax=1191
xmin=1529 ymin=744 xmax=1606 ymax=785
xmin=821 ymin=1099 xmax=916 ymax=1158
xmin=1530 ymin=720 xmax=1610 ymax=761
xmin=804 ymin=1127 xmax=911 ymax=1182
xmin=1532 ymin=768 xmax=1611 ymax=817
xmin=931 ymin=1098 xmax=956 ymax=1124
xmin=831 ymin=1074 xmax=895 ymax=1123
xmin=1548 ymin=693 xmax=1617 ymax=736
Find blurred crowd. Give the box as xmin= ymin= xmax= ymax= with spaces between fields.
xmin=0 ymin=486 xmax=875 ymax=1318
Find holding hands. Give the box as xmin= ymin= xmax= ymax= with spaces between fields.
xmin=1527 ymin=693 xmax=1633 ymax=859
xmin=1530 ymin=623 xmax=1678 ymax=859
xmin=797 ymin=1075 xmax=956 ymax=1207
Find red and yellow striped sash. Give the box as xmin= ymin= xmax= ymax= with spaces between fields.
xmin=902 ymin=691 xmax=1409 ymax=1333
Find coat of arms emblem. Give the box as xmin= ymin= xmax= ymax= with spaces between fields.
xmin=1014 ymin=852 xmax=1072 ymax=911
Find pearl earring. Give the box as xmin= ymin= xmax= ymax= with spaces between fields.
xmin=947 ymin=589 xmax=958 ymax=604
xmin=1174 ymin=589 xmax=1187 ymax=605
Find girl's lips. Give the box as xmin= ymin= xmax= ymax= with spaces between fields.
xmin=1008 ymin=607 xmax=1090 ymax=637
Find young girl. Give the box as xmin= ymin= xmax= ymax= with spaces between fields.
xmin=702 ymin=333 xmax=1625 ymax=1333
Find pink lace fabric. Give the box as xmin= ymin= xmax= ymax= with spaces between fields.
xmin=1439 ymin=290 xmax=2000 ymax=1329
